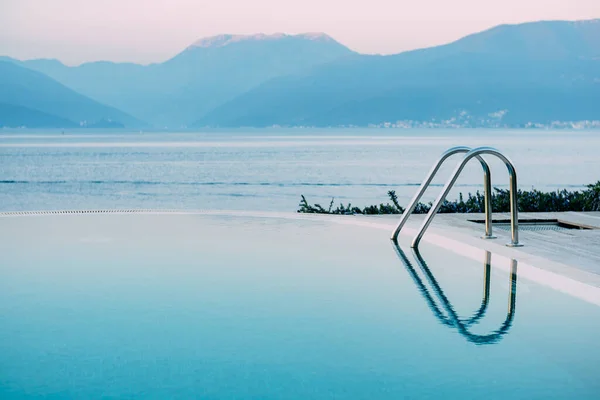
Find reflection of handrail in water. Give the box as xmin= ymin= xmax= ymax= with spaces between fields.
xmin=393 ymin=246 xmax=492 ymax=328
xmin=392 ymin=243 xmax=517 ymax=345
xmin=394 ymin=246 xmax=454 ymax=327
xmin=462 ymin=251 xmax=491 ymax=327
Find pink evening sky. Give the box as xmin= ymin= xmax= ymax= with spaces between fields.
xmin=0 ymin=0 xmax=598 ymax=65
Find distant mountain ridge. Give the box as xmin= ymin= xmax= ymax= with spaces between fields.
xmin=195 ymin=19 xmax=600 ymax=128
xmin=189 ymin=33 xmax=337 ymax=48
xmin=0 ymin=61 xmax=142 ymax=128
xmin=0 ymin=102 xmax=77 ymax=128
xmin=6 ymin=32 xmax=354 ymax=127
xmin=3 ymin=20 xmax=600 ymax=129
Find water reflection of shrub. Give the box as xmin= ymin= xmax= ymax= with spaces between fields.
xmin=298 ymin=181 xmax=600 ymax=215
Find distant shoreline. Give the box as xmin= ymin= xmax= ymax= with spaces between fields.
xmin=2 ymin=126 xmax=600 ymax=134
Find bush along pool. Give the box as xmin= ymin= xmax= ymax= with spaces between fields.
xmin=297 ymin=181 xmax=600 ymax=215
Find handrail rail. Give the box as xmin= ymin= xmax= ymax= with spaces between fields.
xmin=391 ymin=146 xmax=494 ymax=242
xmin=412 ymin=147 xmax=522 ymax=248
xmin=393 ymin=243 xmax=517 ymax=345
xmin=411 ymin=248 xmax=517 ymax=345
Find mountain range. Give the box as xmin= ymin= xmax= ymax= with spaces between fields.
xmin=2 ymin=33 xmax=351 ymax=128
xmin=0 ymin=61 xmax=141 ymax=128
xmin=2 ymin=19 xmax=599 ymax=129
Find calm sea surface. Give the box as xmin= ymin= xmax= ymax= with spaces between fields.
xmin=1 ymin=129 xmax=598 ymax=212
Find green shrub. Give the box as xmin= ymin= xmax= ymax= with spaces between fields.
xmin=297 ymin=181 xmax=600 ymax=215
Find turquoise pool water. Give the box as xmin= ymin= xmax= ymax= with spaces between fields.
xmin=1 ymin=213 xmax=599 ymax=399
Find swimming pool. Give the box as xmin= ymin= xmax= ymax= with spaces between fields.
xmin=1 ymin=212 xmax=599 ymax=399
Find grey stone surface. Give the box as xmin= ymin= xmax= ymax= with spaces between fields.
xmin=366 ymin=211 xmax=600 ymax=285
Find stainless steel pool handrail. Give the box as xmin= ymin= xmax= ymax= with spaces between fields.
xmin=391 ymin=146 xmax=495 ymax=242
xmin=412 ymin=147 xmax=522 ymax=248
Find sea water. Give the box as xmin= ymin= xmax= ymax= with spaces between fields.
xmin=1 ymin=128 xmax=598 ymax=212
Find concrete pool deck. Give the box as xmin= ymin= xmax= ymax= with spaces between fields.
xmin=357 ymin=211 xmax=600 ymax=287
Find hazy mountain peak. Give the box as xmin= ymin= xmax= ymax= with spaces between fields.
xmin=409 ymin=18 xmax=600 ymax=63
xmin=296 ymin=32 xmax=336 ymax=42
xmin=0 ymin=56 xmax=66 ymax=68
xmin=189 ymin=32 xmax=336 ymax=49
xmin=573 ymin=18 xmax=600 ymax=26
xmin=190 ymin=34 xmax=279 ymax=48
